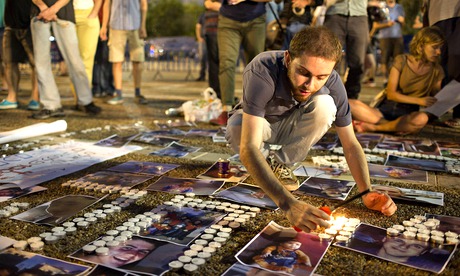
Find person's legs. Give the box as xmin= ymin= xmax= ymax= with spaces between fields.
xmin=18 ymin=28 xmax=39 ymax=107
xmin=75 ymin=8 xmax=100 ymax=86
xmin=359 ymin=112 xmax=429 ymax=134
xmin=2 ymin=28 xmax=20 ymax=105
xmin=217 ymin=15 xmax=243 ymax=110
xmin=30 ymin=18 xmax=62 ymax=111
xmin=205 ymin=34 xmax=220 ymax=98
xmin=349 ymin=99 xmax=384 ymax=124
xmin=52 ymin=19 xmax=93 ymax=107
xmin=379 ymin=38 xmax=391 ymax=84
xmin=108 ymin=29 xmax=127 ymax=104
xmin=127 ymin=30 xmax=146 ymax=104
xmin=344 ymin=16 xmax=368 ymax=99
xmin=241 ymin=15 xmax=266 ymax=65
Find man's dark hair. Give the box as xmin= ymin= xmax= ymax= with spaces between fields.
xmin=289 ymin=26 xmax=343 ymax=64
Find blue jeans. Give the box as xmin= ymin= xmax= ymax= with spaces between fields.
xmin=31 ymin=18 xmax=92 ymax=109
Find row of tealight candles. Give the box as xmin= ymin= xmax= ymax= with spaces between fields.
xmin=12 ymin=190 xmax=148 ymax=252
xmin=0 ymin=202 xmax=29 ymax=218
xmin=387 ymin=215 xmax=459 ymax=244
xmin=317 ymin=216 xmax=361 ymax=243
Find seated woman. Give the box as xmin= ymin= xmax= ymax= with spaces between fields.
xmin=350 ymin=26 xmax=445 ymax=134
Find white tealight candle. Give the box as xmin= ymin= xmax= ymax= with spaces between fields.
xmin=106 ymin=240 xmax=120 ymax=248
xmin=445 ymin=231 xmax=458 ymax=239
xmin=406 ymin=226 xmax=418 ymax=233
xmin=13 ymin=240 xmax=28 ymax=251
xmin=387 ymin=228 xmax=399 ymax=237
xmin=431 ymin=235 xmax=444 ymax=244
xmin=178 ymin=255 xmax=192 ymax=263
xmin=83 ymin=245 xmax=97 ymax=254
xmin=203 ymin=246 xmax=216 ymax=254
xmin=402 ymin=231 xmax=416 ymax=239
xmin=29 ymin=241 xmax=44 ymax=251
xmin=392 ymin=225 xmax=405 ymax=232
xmin=184 ymin=249 xmax=199 ymax=257
xmin=191 ymin=257 xmax=206 ymax=266
xmin=197 ymin=251 xmax=212 ymax=260
xmin=402 ymin=220 xmax=415 ymax=227
xmin=96 ymin=247 xmax=109 ymax=256
xmin=446 ymin=237 xmax=459 ymax=244
xmin=190 ymin=244 xmax=204 ymax=252
xmin=423 ymin=221 xmax=436 ymax=230
xmin=194 ymin=239 xmax=208 ymax=246
xmin=416 ymin=233 xmax=430 ymax=242
xmin=183 ymin=263 xmax=198 ymax=274
xmin=318 ymin=233 xmax=332 ymax=241
xmin=93 ymin=240 xmax=107 ymax=247
xmin=431 ymin=230 xmax=444 ymax=237
xmin=168 ymin=260 xmax=183 ymax=271
xmin=27 ymin=237 xmax=41 ymax=245
xmin=325 ymin=229 xmax=338 ymax=236
xmin=335 ymin=235 xmax=349 ymax=242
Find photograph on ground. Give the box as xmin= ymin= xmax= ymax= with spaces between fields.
xmin=372 ymin=185 xmax=444 ymax=206
xmin=384 ymin=155 xmax=446 ymax=172
xmin=1 ymin=248 xmax=90 ymax=275
xmin=147 ymin=176 xmax=225 ymax=195
xmin=294 ymin=177 xmax=355 ymax=201
xmin=70 ymin=236 xmax=184 ymax=275
xmin=12 ymin=195 xmax=103 ymax=226
xmin=368 ymin=163 xmax=428 ymax=182
xmin=137 ymin=205 xmax=225 ymax=245
xmin=75 ymin=171 xmax=154 ymax=188
xmin=150 ymin=141 xmax=201 ymax=158
xmin=236 ymin=221 xmax=330 ymax=276
xmin=197 ymin=161 xmax=249 ymax=182
xmin=213 ymin=183 xmax=278 ymax=210
xmin=334 ymin=223 xmax=456 ymax=274
xmin=107 ymin=161 xmax=179 ymax=176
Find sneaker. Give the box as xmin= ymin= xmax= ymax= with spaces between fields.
xmin=27 ymin=100 xmax=40 ymax=110
xmin=0 ymin=100 xmax=18 ymax=110
xmin=267 ymin=155 xmax=299 ymax=191
xmin=107 ymin=96 xmax=123 ymax=105
xmin=209 ymin=111 xmax=228 ymax=126
xmin=362 ymin=78 xmax=376 ymax=87
xmin=31 ymin=108 xmax=65 ymax=119
xmin=84 ymin=102 xmax=102 ymax=115
xmin=136 ymin=95 xmax=148 ymax=105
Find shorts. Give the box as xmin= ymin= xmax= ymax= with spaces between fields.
xmin=3 ymin=27 xmax=35 ymax=65
xmin=108 ymin=29 xmax=145 ymax=63
xmin=378 ymin=98 xmax=419 ymax=121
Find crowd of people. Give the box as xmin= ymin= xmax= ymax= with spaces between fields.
xmin=1 ymin=0 xmax=459 ymax=232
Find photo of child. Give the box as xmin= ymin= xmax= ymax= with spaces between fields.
xmin=236 ymin=221 xmax=330 ymax=276
xmin=253 ymin=238 xmax=312 ymax=273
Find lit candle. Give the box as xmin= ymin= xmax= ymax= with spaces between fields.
xmin=178 ymin=255 xmax=192 ymax=264
xmin=402 ymin=231 xmax=416 ymax=239
xmin=13 ymin=240 xmax=28 ymax=251
xmin=386 ymin=228 xmax=399 ymax=237
xmin=416 ymin=233 xmax=430 ymax=242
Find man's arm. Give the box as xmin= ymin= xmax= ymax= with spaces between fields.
xmin=239 ymin=112 xmax=330 ymax=233
xmin=139 ymin=0 xmax=148 ymax=39
xmin=336 ymin=124 xmax=397 ymax=216
xmin=32 ymin=0 xmax=70 ymax=22
xmin=100 ymin=0 xmax=111 ymax=40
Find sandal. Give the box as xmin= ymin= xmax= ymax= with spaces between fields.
xmin=444 ymin=118 xmax=460 ymax=129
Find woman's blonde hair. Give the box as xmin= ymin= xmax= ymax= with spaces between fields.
xmin=409 ymin=26 xmax=445 ymax=63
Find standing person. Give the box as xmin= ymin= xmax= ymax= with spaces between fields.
xmin=74 ymin=0 xmax=103 ymax=88
xmin=373 ymin=0 xmax=405 ymax=87
xmin=424 ymin=0 xmax=460 ymax=128
xmin=0 ymin=0 xmax=40 ymax=110
xmin=92 ymin=0 xmax=115 ymax=98
xmin=203 ymin=0 xmax=222 ymax=99
xmin=209 ymin=0 xmax=270 ymax=126
xmin=323 ymin=0 xmax=369 ymax=100
xmin=225 ymin=27 xmax=396 ymax=233
xmin=100 ymin=0 xmax=148 ymax=105
xmin=30 ymin=0 xmax=102 ymax=119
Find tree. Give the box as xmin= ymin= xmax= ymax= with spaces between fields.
xmin=147 ymin=0 xmax=204 ymax=37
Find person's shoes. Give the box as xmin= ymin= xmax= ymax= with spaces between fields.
xmin=266 ymin=155 xmax=299 ymax=191
xmin=362 ymin=78 xmax=376 ymax=87
xmin=136 ymin=95 xmax=148 ymax=105
xmin=27 ymin=100 xmax=40 ymax=111
xmin=209 ymin=111 xmax=228 ymax=126
xmin=0 ymin=100 xmax=18 ymax=110
xmin=107 ymin=96 xmax=123 ymax=105
xmin=444 ymin=118 xmax=460 ymax=129
xmin=31 ymin=108 xmax=65 ymax=119
xmin=84 ymin=102 xmax=102 ymax=115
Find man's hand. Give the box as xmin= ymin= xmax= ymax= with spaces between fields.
xmin=362 ymin=191 xmax=397 ymax=216
xmin=139 ymin=26 xmax=147 ymax=39
xmin=37 ymin=7 xmax=58 ymax=22
xmin=285 ymin=200 xmax=330 ymax=232
xmin=99 ymin=26 xmax=108 ymax=41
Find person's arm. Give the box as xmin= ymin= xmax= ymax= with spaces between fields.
xmin=33 ymin=0 xmax=70 ymax=22
xmin=204 ymin=0 xmax=221 ymax=11
xmin=195 ymin=23 xmax=204 ymax=42
xmin=239 ymin=112 xmax=330 ymax=233
xmin=99 ymin=0 xmax=111 ymax=40
xmin=386 ymin=66 xmax=437 ymax=107
xmin=89 ymin=0 xmax=103 ymax=18
xmin=139 ymin=0 xmax=148 ymax=39
xmin=336 ymin=124 xmax=397 ymax=216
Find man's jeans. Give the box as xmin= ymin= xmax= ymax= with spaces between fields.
xmin=31 ymin=18 xmax=92 ymax=109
